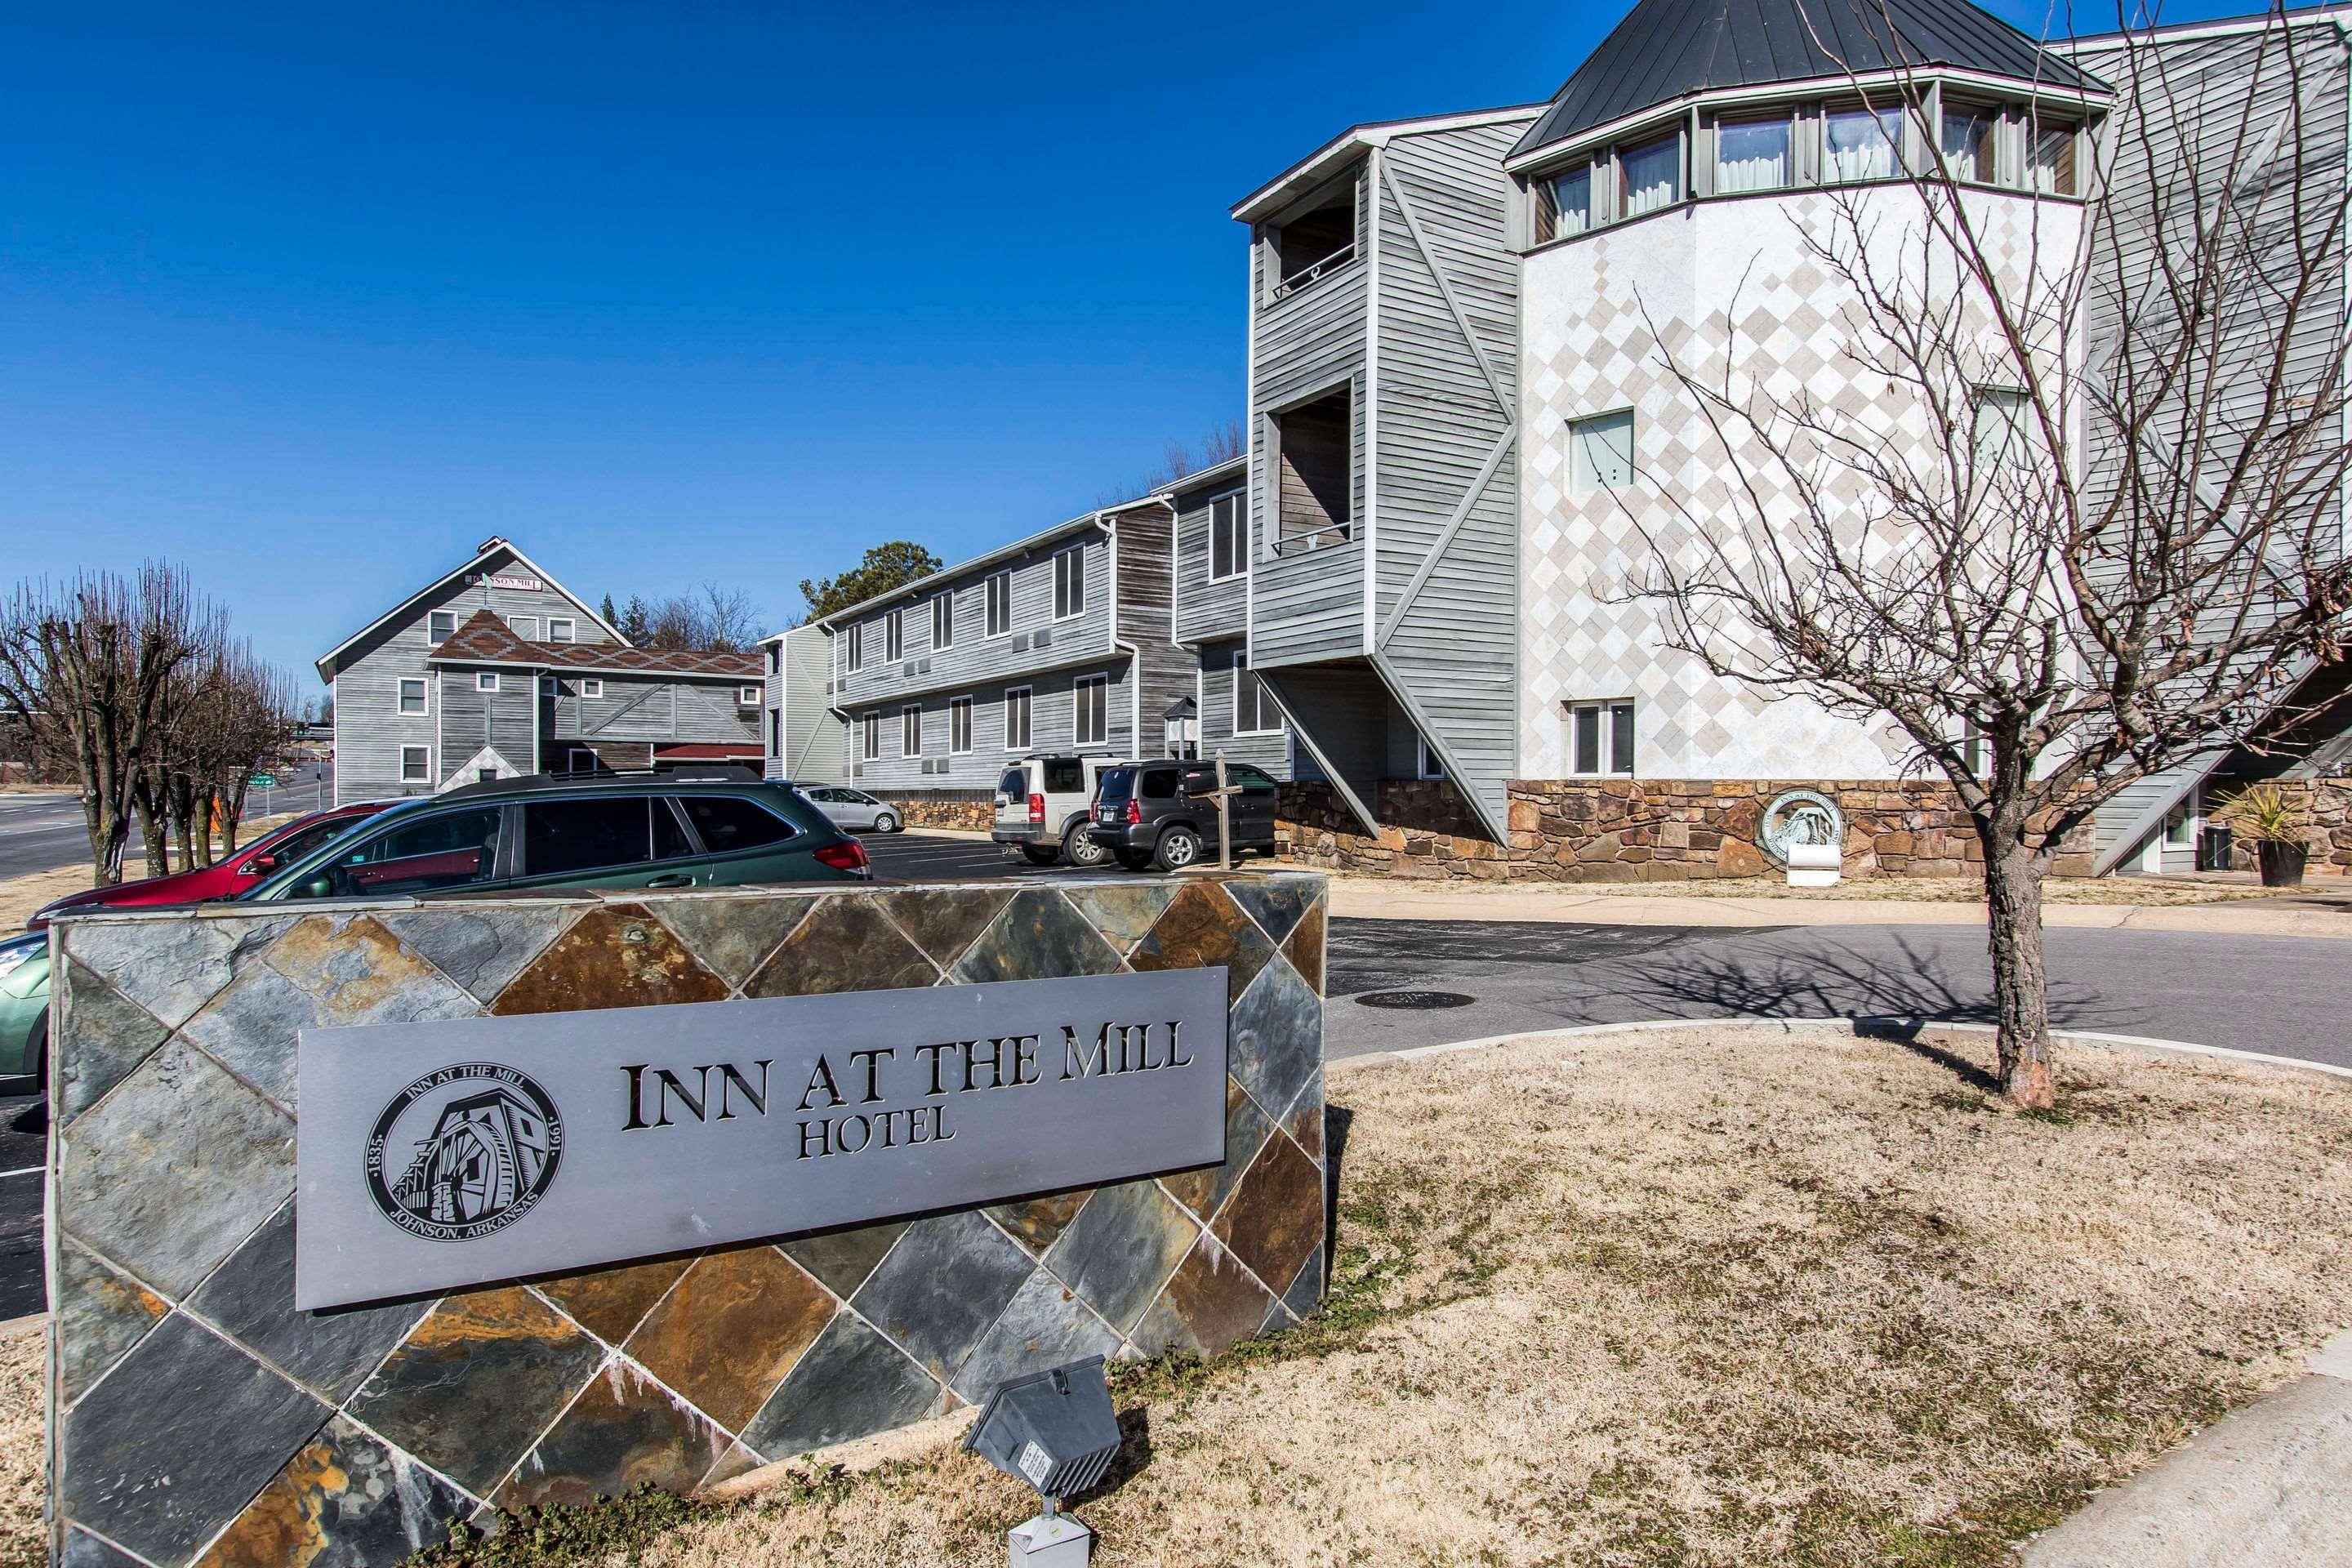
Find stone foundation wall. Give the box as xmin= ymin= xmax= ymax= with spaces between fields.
xmin=2211 ymin=776 xmax=2352 ymax=876
xmin=884 ymin=794 xmax=996 ymax=831
xmin=1281 ymin=777 xmax=2096 ymax=882
xmin=48 ymin=874 xmax=1328 ymax=1566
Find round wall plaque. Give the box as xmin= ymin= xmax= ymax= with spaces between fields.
xmin=1758 ymin=789 xmax=1844 ymax=868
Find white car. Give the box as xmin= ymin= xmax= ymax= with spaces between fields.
xmin=991 ymin=755 xmax=1128 ymax=867
xmin=801 ymin=786 xmax=902 ymax=834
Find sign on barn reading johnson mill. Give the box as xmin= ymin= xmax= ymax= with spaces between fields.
xmin=295 ymin=967 xmax=1229 ymax=1309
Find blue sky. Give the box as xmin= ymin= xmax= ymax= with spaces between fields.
xmin=2 ymin=0 xmax=2268 ymax=684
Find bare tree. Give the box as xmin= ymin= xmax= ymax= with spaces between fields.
xmin=0 ymin=567 xmax=207 ymax=884
xmin=630 ymin=582 xmax=765 ymax=652
xmin=1619 ymin=7 xmax=2350 ymax=1104
xmin=1100 ymin=421 xmax=1249 ymax=505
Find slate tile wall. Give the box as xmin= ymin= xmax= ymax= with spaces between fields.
xmin=46 ymin=872 xmax=1328 ymax=1568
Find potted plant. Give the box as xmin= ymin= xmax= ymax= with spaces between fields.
xmin=2214 ymin=782 xmax=2310 ymax=887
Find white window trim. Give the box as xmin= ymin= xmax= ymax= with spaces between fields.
xmin=848 ymin=624 xmax=866 ymax=672
xmin=739 ymin=685 xmax=762 ymax=706
xmin=1208 ymin=493 xmax=1247 ymax=583
xmin=885 ymin=609 xmax=904 ymax=663
xmin=1417 ymin=736 xmax=1447 ymax=781
xmin=400 ymin=744 xmax=433 ymax=783
xmin=1566 ymin=698 xmax=1638 ymax=777
xmin=546 ymin=617 xmax=575 ymax=643
xmin=949 ymin=694 xmax=974 ymax=755
xmin=427 ymin=611 xmax=457 ymax=643
xmin=859 ymin=710 xmax=881 ymax=762
xmin=568 ymin=746 xmax=598 ymax=773
xmin=1568 ymin=407 xmax=1637 ymax=499
xmin=901 ymin=703 xmax=923 ymax=758
xmin=397 ymin=677 xmax=430 ymax=716
xmin=509 ymin=616 xmax=537 ymax=640
xmin=582 ymin=678 xmax=603 ymax=698
xmin=1053 ymin=548 xmax=1086 ymax=622
xmin=986 ymin=571 xmax=1014 ymax=639
xmin=1003 ymin=685 xmax=1033 ymax=752
xmin=477 ymin=671 xmax=500 ymax=693
xmin=933 ymin=592 xmax=956 ymax=650
xmin=539 ymin=675 xmax=558 ymax=696
xmin=1073 ymin=675 xmax=1110 ymax=747
xmin=1232 ymin=653 xmax=1284 ymax=736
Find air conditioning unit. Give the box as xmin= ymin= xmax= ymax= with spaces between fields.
xmin=902 ymin=662 xmax=916 ymax=678
xmin=1013 ymin=634 xmax=1031 ymax=653
xmin=1034 ymin=628 xmax=1052 ymax=649
xmin=919 ymin=658 xmax=932 ymax=675
xmin=851 ymin=764 xmax=864 ymax=778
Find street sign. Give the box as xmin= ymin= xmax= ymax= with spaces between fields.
xmin=247 ymin=773 xmax=276 ymax=788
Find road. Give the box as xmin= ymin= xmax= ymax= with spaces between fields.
xmin=0 ymin=761 xmax=332 ymax=881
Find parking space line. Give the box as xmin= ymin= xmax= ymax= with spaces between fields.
xmin=0 ymin=1167 xmax=42 ymax=1180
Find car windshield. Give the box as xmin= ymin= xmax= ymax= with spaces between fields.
xmin=260 ymin=815 xmax=365 ymax=866
xmin=998 ymin=768 xmax=1027 ymax=797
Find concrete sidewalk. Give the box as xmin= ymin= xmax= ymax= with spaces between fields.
xmin=1325 ymin=878 xmax=2352 ymax=938
xmin=2019 ymin=1330 xmax=2352 ymax=1567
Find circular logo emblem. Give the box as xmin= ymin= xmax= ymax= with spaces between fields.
xmin=366 ymin=1063 xmax=564 ymax=1242
xmin=1759 ymin=788 xmax=1845 ymax=868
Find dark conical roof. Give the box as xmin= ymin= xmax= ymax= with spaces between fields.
xmin=1512 ymin=0 xmax=2101 ymax=160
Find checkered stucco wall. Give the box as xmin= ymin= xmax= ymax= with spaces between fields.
xmin=1518 ymin=188 xmax=2081 ymax=782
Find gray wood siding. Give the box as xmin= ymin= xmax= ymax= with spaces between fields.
xmin=834 ymin=525 xmax=1115 ymax=710
xmin=1172 ymin=477 xmax=1250 ymax=646
xmin=1369 ymin=120 xmax=1529 ymax=836
xmin=1251 ymin=538 xmax=1366 ymax=666
xmin=773 ymin=624 xmax=844 ymax=783
xmin=1110 ymin=502 xmax=1196 ymax=758
xmin=327 ymin=546 xmax=613 ymax=804
xmin=845 ymin=666 xmax=1133 ymax=794
xmin=1259 ymin=662 xmax=1392 ymax=830
xmin=437 ymin=668 xmax=540 ymax=782
xmin=1196 ymin=640 xmax=1297 ymax=778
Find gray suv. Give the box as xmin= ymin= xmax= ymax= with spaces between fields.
xmin=1085 ymin=762 xmax=1281 ymax=871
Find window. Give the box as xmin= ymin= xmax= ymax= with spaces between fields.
xmin=1234 ymin=652 xmax=1282 ymax=734
xmin=400 ymin=745 xmax=431 ymax=782
xmin=476 ymin=671 xmax=499 ymax=693
xmin=582 ymin=679 xmax=603 ymax=698
xmin=428 ymin=611 xmax=457 ymax=643
xmin=1620 ymin=132 xmax=1682 ymax=216
xmin=1972 ymin=386 xmax=2033 ymax=469
xmin=2029 ymin=119 xmax=2078 ymax=196
xmin=1825 ymin=105 xmax=1901 ymax=181
xmin=986 ymin=572 xmax=1013 ymax=637
xmin=1569 ymin=700 xmax=1637 ymax=776
xmin=738 ymin=685 xmax=761 ymax=706
xmin=540 ymin=676 xmax=558 ymax=696
xmin=546 ymin=617 xmax=575 ymax=643
xmin=1075 ymin=675 xmax=1108 ymax=746
xmin=885 ymin=609 xmax=903 ymax=662
xmin=950 ymin=696 xmax=973 ymax=754
xmin=1535 ymin=163 xmax=1592 ymax=243
xmin=1004 ymin=687 xmax=1032 ymax=751
xmin=1271 ymin=385 xmax=1352 ymax=551
xmin=998 ymin=767 xmax=1028 ymax=800
xmin=1209 ymin=494 xmax=1245 ymax=581
xmin=678 ymin=795 xmax=795 ymax=853
xmin=509 ymin=616 xmax=537 ymax=640
xmin=1941 ymin=105 xmax=1998 ymax=183
xmin=397 ymin=678 xmax=428 ymax=715
xmin=848 ymin=623 xmax=866 ymax=671
xmin=1715 ymin=115 xmax=1791 ymax=193
xmin=1054 ymin=549 xmax=1085 ymax=620
xmin=932 ymin=592 xmax=955 ymax=650
xmin=300 ymin=806 xmax=501 ymax=898
xmin=1960 ymin=717 xmax=1985 ymax=776
xmin=521 ymin=797 xmax=678 ymax=878
xmin=2163 ymin=800 xmax=2197 ymax=847
xmin=859 ymin=711 xmax=880 ymax=761
xmin=902 ymin=704 xmax=923 ymax=757
xmin=1418 ymin=736 xmax=1446 ymax=781
xmin=1043 ymin=756 xmax=1085 ymax=793
xmin=1232 ymin=764 xmax=1279 ymax=796
xmin=1569 ymin=410 xmax=1636 ymax=497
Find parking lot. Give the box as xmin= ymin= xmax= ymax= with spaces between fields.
xmin=861 ymin=828 xmax=1272 ymax=883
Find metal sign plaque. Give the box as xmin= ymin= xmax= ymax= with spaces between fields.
xmin=295 ymin=968 xmax=1229 ymax=1309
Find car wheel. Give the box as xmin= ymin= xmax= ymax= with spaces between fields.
xmin=872 ymin=811 xmax=900 ymax=834
xmin=1021 ymin=844 xmax=1061 ymax=866
xmin=1155 ymin=826 xmax=1203 ymax=871
xmin=1113 ymin=848 xmax=1154 ymax=872
xmin=1062 ymin=826 xmax=1108 ymax=867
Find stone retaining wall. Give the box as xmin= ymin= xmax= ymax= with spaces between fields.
xmin=884 ymin=795 xmax=996 ymax=831
xmin=2211 ymin=775 xmax=2352 ymax=876
xmin=1280 ymin=777 xmax=2096 ymax=881
xmin=47 ymin=873 xmax=1328 ymax=1566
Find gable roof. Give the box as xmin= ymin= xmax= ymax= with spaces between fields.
xmin=1512 ymin=0 xmax=2101 ymax=163
xmin=313 ymin=537 xmax=626 ymax=683
xmin=428 ymin=610 xmax=760 ymax=679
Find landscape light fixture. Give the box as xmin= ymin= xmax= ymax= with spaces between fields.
xmin=964 ymin=1355 xmax=1122 ymax=1566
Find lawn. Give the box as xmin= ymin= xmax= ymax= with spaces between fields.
xmin=9 ymin=1023 xmax=2350 ymax=1567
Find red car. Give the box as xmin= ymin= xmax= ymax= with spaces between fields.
xmin=28 ymin=800 xmax=394 ymax=931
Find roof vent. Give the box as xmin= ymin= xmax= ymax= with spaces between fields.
xmin=475 ymin=534 xmax=510 ymax=555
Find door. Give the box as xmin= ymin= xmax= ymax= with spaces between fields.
xmin=993 ymin=765 xmax=1032 ymax=834
xmin=1231 ymin=764 xmax=1281 ymax=845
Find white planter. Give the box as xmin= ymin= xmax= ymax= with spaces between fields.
xmin=1785 ymin=840 xmax=1842 ymax=888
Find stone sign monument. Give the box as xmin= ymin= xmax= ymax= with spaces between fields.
xmin=46 ymin=873 xmax=1327 ymax=1567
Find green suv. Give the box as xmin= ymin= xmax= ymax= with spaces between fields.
xmin=0 ymin=777 xmax=867 ymax=1094
xmin=244 ymin=775 xmax=870 ymax=902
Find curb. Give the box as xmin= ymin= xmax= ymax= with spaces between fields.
xmin=1330 ymin=1014 xmax=2352 ymax=1081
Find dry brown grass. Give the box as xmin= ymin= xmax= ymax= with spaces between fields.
xmin=1335 ymin=873 xmax=2310 ymax=906
xmin=0 ymin=867 xmax=91 ymax=933
xmin=552 ymin=1024 xmax=2352 ymax=1568
xmin=0 ymin=1321 xmax=43 ymax=1568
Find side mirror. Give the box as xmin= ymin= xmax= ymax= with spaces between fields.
xmin=241 ymin=854 xmax=277 ymax=875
